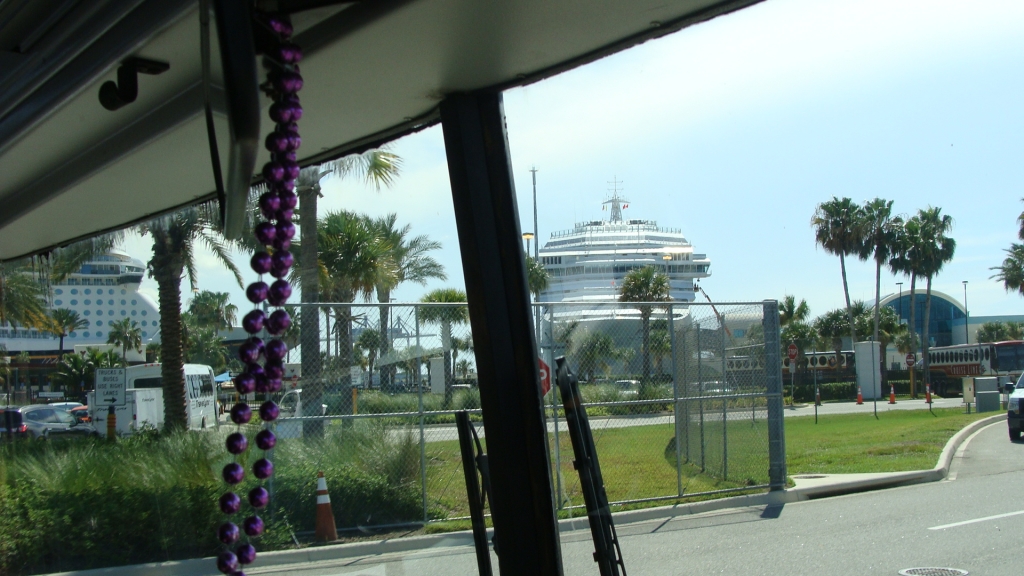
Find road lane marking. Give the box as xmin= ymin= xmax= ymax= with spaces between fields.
xmin=929 ymin=510 xmax=1024 ymax=530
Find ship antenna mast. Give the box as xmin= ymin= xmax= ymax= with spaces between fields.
xmin=602 ymin=177 xmax=629 ymax=223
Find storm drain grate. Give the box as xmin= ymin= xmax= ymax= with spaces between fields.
xmin=898 ymin=569 xmax=968 ymax=576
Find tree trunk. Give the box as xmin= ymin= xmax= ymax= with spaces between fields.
xmin=377 ymin=286 xmax=392 ymax=390
xmin=840 ymin=253 xmax=858 ymax=344
xmin=908 ymin=273 xmax=917 ymax=398
xmin=442 ymin=320 xmax=453 ymax=407
xmin=922 ymin=276 xmax=933 ymax=388
xmin=335 ymin=304 xmax=354 ymax=399
xmin=641 ymin=309 xmax=651 ymax=382
xmin=154 ymin=265 xmax=187 ymax=430
xmin=298 ymin=185 xmax=323 ymax=437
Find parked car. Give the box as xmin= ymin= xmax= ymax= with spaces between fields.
xmin=18 ymin=405 xmax=98 ymax=440
xmin=615 ymin=380 xmax=640 ymax=396
xmin=69 ymin=406 xmax=92 ymax=424
xmin=1 ymin=409 xmax=29 ymax=441
xmin=47 ymin=401 xmax=84 ymax=412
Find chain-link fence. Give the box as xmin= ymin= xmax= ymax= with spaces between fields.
xmin=253 ymin=301 xmax=784 ymax=535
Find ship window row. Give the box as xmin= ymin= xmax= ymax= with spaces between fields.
xmin=64 ymin=277 xmax=120 ymax=286
xmin=547 ymin=263 xmax=710 ymax=277
xmin=541 ymin=256 xmax=563 ymax=265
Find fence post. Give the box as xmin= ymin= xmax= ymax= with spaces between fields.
xmin=697 ymin=323 xmax=705 ymax=473
xmin=721 ymin=312 xmax=727 ymax=481
xmin=763 ymin=300 xmax=787 ymax=490
xmin=416 ymin=305 xmax=428 ymax=522
xmin=669 ymin=304 xmax=682 ymax=497
xmin=547 ymin=304 xmax=563 ymax=509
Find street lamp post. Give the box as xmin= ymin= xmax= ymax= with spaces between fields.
xmin=522 ymin=232 xmax=534 ymax=255
xmin=963 ymin=280 xmax=969 ymax=344
xmin=896 ymin=282 xmax=904 ymax=324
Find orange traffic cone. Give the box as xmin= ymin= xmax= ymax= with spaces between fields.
xmin=315 ymin=471 xmax=338 ymax=542
xmin=856 ymin=386 xmax=863 ymax=405
xmin=889 ymin=384 xmax=896 ymax=404
xmin=925 ymin=384 xmax=932 ymax=405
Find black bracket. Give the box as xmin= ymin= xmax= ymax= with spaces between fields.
xmin=98 ymin=57 xmax=170 ymax=111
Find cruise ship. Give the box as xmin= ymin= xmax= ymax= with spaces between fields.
xmin=538 ymin=192 xmax=711 ymax=304
xmin=0 ymin=250 xmax=160 ymax=354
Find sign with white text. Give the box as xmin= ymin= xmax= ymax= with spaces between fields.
xmin=95 ymin=368 xmax=126 ymax=406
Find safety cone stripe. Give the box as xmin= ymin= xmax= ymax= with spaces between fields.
xmin=317 ymin=477 xmax=328 ymax=491
xmin=317 ymin=494 xmax=331 ymax=504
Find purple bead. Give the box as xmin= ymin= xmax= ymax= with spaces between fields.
xmin=230 ymin=403 xmax=252 ymax=425
xmin=268 ymin=17 xmax=292 ymax=37
xmin=268 ymin=280 xmax=292 ymax=305
xmin=226 ymin=432 xmax=248 ymax=455
xmin=219 ymin=492 xmax=241 ymax=514
xmin=222 ymin=462 xmax=244 ymax=485
xmin=265 ymin=339 xmax=287 ymax=362
xmin=218 ymin=522 xmax=240 ymax=544
xmin=269 ymin=101 xmax=291 ymax=123
xmin=242 ymin=309 xmax=265 ymax=334
xmin=270 ymin=260 xmax=290 ymax=278
xmin=253 ymin=458 xmax=274 ymax=479
xmin=238 ymin=340 xmax=261 ymax=363
xmin=267 ymin=378 xmax=282 ymax=393
xmin=255 ymin=429 xmax=277 ymax=450
xmin=259 ymin=401 xmax=279 ymax=422
xmin=288 ymin=103 xmax=303 ymax=120
xmin=217 ymin=551 xmax=239 ymax=574
xmin=275 ymin=208 xmax=294 ymax=222
xmin=271 ymin=251 xmax=294 ymax=269
xmin=266 ymin=310 xmax=291 ymax=335
xmin=265 ymin=132 xmax=290 ymax=153
xmin=275 ymin=72 xmax=303 ymax=94
xmin=246 ymin=363 xmax=265 ymax=378
xmin=258 ymin=191 xmax=280 ymax=215
xmin=254 ymin=222 xmax=277 ymax=245
xmin=243 ymin=280 xmax=268 ymax=303
xmin=278 ymin=190 xmax=297 ymax=209
xmin=282 ymin=161 xmax=300 ymax=180
xmin=248 ymin=486 xmax=270 ymax=509
xmin=250 ymin=252 xmax=272 ymax=275
xmin=287 ymin=133 xmax=302 ymax=152
xmin=243 ymin=515 xmax=265 ymax=537
xmin=236 ymin=543 xmax=257 ymax=565
xmin=272 ymin=237 xmax=291 ymax=251
xmin=276 ymin=222 xmax=296 ymax=241
xmin=254 ymin=373 xmax=270 ymax=393
xmin=234 ymin=373 xmax=255 ymax=395
xmin=264 ymin=360 xmax=284 ymax=380
xmin=262 ymin=162 xmax=285 ymax=183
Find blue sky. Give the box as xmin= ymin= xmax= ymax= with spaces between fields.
xmin=123 ymin=0 xmax=1024 ymax=320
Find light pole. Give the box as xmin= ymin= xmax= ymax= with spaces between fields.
xmin=896 ymin=282 xmax=904 ymax=324
xmin=522 ymin=232 xmax=534 ymax=255
xmin=963 ymin=280 xmax=969 ymax=344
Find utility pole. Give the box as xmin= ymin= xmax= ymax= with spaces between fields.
xmin=530 ymin=166 xmax=539 ymax=261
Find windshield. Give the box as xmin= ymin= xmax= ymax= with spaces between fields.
xmin=995 ymin=344 xmax=1024 ymax=372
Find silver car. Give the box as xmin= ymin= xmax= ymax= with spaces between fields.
xmin=18 ymin=405 xmax=97 ymax=439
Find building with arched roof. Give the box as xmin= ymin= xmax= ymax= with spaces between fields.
xmin=879 ymin=289 xmax=965 ymax=348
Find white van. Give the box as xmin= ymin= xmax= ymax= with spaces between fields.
xmin=89 ymin=364 xmax=218 ymax=434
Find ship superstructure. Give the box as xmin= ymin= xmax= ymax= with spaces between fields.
xmin=0 ymin=250 xmax=160 ymax=353
xmin=538 ymin=190 xmax=711 ymax=303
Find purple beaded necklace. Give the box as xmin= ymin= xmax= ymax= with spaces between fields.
xmin=216 ymin=12 xmax=302 ymax=576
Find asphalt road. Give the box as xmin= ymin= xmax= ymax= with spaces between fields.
xmin=248 ymin=417 xmax=1022 ymax=575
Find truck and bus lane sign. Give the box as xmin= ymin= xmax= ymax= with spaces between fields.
xmin=95 ymin=368 xmax=127 ymax=406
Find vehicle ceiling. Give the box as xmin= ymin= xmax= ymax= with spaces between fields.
xmin=0 ymin=0 xmax=762 ymax=261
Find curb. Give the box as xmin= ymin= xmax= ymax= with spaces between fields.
xmin=45 ymin=412 xmax=1007 ymax=576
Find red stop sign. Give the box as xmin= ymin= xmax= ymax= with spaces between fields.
xmin=906 ymin=353 xmax=916 ymax=367
xmin=538 ymin=358 xmax=551 ymax=395
xmin=787 ymin=344 xmax=798 ymax=361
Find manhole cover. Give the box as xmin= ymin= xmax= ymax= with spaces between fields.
xmin=898 ymin=569 xmax=968 ymax=576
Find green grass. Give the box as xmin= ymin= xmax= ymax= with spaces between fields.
xmin=785 ymin=407 xmax=992 ymax=474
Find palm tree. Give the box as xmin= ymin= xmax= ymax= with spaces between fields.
xmin=649 ymin=328 xmax=671 ymax=375
xmin=107 ymin=318 xmax=143 ymax=360
xmin=294 ymin=151 xmax=401 ymax=426
xmin=618 ymin=266 xmax=671 ymax=385
xmin=451 ymin=335 xmax=474 ymax=382
xmin=54 ymin=352 xmax=93 ymax=398
xmin=186 ymin=291 xmax=238 ymax=330
xmin=455 ymin=358 xmax=472 ymax=379
xmin=137 ymin=204 xmax=241 ymax=430
xmin=48 ymin=308 xmax=90 ymax=356
xmin=525 ymin=256 xmax=550 ymax=300
xmin=572 ymin=330 xmax=617 ymax=382
xmin=0 ymin=261 xmax=48 ymax=331
xmin=812 ymin=197 xmax=865 ymax=344
xmin=858 ymin=199 xmax=901 ymax=345
xmin=369 ymin=213 xmax=446 ymax=389
xmin=976 ymin=321 xmax=1008 ymax=343
xmin=183 ymin=318 xmax=229 ymax=373
xmin=915 ymin=207 xmax=956 ymax=388
xmin=418 ymin=287 xmax=469 ymax=405
xmin=813 ymin=309 xmax=849 ymax=365
xmin=779 ymin=295 xmax=810 ymax=327
xmin=355 ymin=328 xmax=383 ymax=386
xmin=889 ymin=216 xmax=926 ymax=397
xmin=992 ymin=244 xmax=1024 ymax=295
